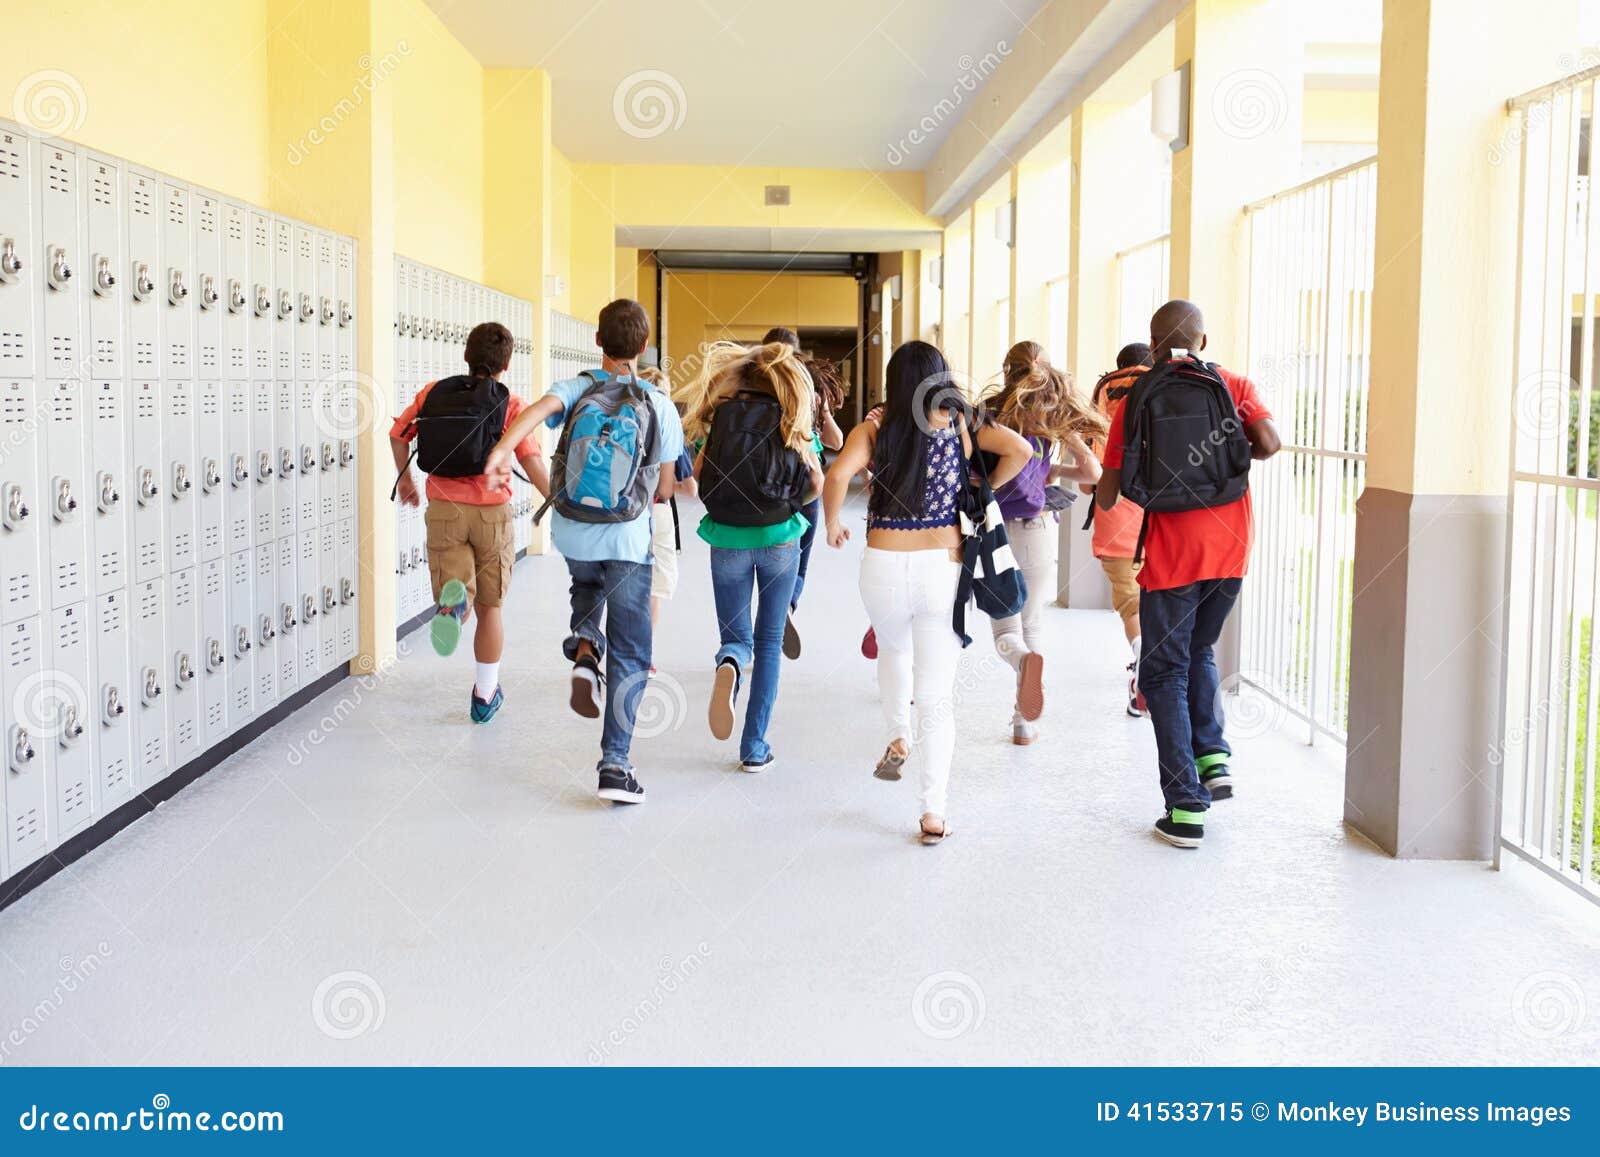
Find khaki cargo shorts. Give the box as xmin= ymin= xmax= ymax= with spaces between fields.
xmin=425 ymin=500 xmax=515 ymax=608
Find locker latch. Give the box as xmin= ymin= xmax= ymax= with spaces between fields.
xmin=228 ymin=279 xmax=247 ymax=314
xmin=298 ymin=292 xmax=315 ymax=323
xmin=279 ymin=448 xmax=294 ymax=478
xmin=254 ymin=284 xmax=272 ymax=317
xmin=58 ymin=704 xmax=84 ymax=748
xmin=396 ymin=550 xmax=407 ymax=574
xmin=207 ymin=637 xmax=226 ymax=672
xmin=140 ymin=666 xmax=163 ymax=705
xmin=320 ymin=442 xmax=335 ymax=471
xmin=409 ymin=545 xmax=423 ymax=569
xmin=202 ymin=457 xmax=222 ymax=493
xmin=7 ymin=725 xmax=35 ymax=773
xmin=277 ymin=289 xmax=293 ymax=320
xmin=256 ymin=451 xmax=274 ymax=483
xmin=303 ymin=594 xmax=319 ymax=622
xmin=168 ymin=267 xmax=189 ymax=306
xmin=51 ymin=476 xmax=77 ymax=522
xmin=97 ymin=472 xmax=120 ymax=512
xmin=281 ymin=603 xmax=297 ymax=633
xmin=199 ymin=274 xmax=219 ymax=311
xmin=136 ymin=467 xmax=159 ymax=507
xmin=3 ymin=482 xmax=29 ymax=530
xmin=397 ymin=315 xmax=409 ymax=337
xmin=319 ymin=296 xmax=334 ymax=326
xmin=47 ymin=246 xmax=72 ymax=291
xmin=236 ymin=626 xmax=253 ymax=657
xmin=0 ymin=237 xmax=20 ymax=283
xmin=339 ymin=300 xmax=352 ymax=328
xmin=93 ymin=254 xmax=117 ymax=297
xmin=101 ymin=684 xmax=125 ymax=726
xmin=174 ymin=651 xmax=195 ymax=688
xmin=131 ymin=261 xmax=155 ymax=302
xmin=231 ymin=454 xmax=249 ymax=488
xmin=300 ymin=445 xmax=316 ymax=475
xmin=339 ymin=440 xmax=354 ymax=468
xmin=171 ymin=461 xmax=192 ymax=497
xmin=340 ymin=578 xmax=356 ymax=605
xmin=259 ymin=614 xmax=276 ymax=644
xmin=322 ymin=585 xmax=337 ymax=614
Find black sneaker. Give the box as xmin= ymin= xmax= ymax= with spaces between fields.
xmin=1154 ymin=808 xmax=1205 ymax=848
xmin=1197 ymin=755 xmax=1234 ymax=801
xmin=782 ymin=611 xmax=801 ymax=660
xmin=740 ymin=753 xmax=775 ymax=773
xmin=597 ymin=767 xmax=645 ymax=804
xmin=570 ymin=655 xmax=602 ymax=719
xmin=709 ymin=659 xmax=739 ymax=741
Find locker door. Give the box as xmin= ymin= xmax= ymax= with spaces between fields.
xmin=272 ymin=218 xmax=293 ymax=381
xmin=199 ymin=557 xmax=227 ymax=748
xmin=251 ymin=541 xmax=277 ymax=709
xmin=91 ymin=589 xmax=132 ymax=810
xmin=80 ymin=152 xmax=124 ymax=378
xmin=87 ymin=378 xmax=128 ymax=592
xmin=317 ymin=522 xmax=337 ymax=672
xmin=47 ymin=601 xmax=93 ymax=841
xmin=130 ymin=577 xmax=168 ymax=787
xmin=298 ymin=526 xmax=320 ymax=682
xmin=224 ymin=379 xmax=251 ymax=553
xmin=164 ymin=376 xmax=195 ymax=572
xmin=0 ymin=126 xmax=36 ymax=383
xmin=194 ymin=377 xmax=223 ymax=561
xmin=191 ymin=191 xmax=221 ymax=381
xmin=0 ymin=379 xmax=45 ymax=623
xmin=275 ymin=535 xmax=299 ymax=697
xmin=225 ymin=547 xmax=254 ymax=729
xmin=275 ymin=378 xmax=296 ymax=537
xmin=336 ymin=237 xmax=355 ymax=377
xmin=38 ymin=140 xmax=81 ymax=381
xmin=125 ymin=168 xmax=160 ymax=387
xmin=165 ymin=566 xmax=200 ymax=767
xmin=336 ymin=237 xmax=356 ymax=523
xmin=220 ymin=201 xmax=248 ymax=380
xmin=296 ymin=373 xmax=318 ymax=530
xmin=251 ymin=380 xmax=274 ymax=546
xmin=247 ymin=210 xmax=272 ymax=381
xmin=293 ymin=224 xmax=315 ymax=381
xmin=128 ymin=380 xmax=165 ymax=583
xmin=159 ymin=181 xmax=192 ymax=381
xmin=316 ymin=232 xmax=335 ymax=381
xmin=337 ymin=516 xmax=356 ymax=663
xmin=2 ymin=617 xmax=50 ymax=872
xmin=41 ymin=375 xmax=88 ymax=608
xmin=314 ymin=233 xmax=337 ymax=528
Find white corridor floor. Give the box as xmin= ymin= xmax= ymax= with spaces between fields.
xmin=2 ymin=499 xmax=1599 ymax=1066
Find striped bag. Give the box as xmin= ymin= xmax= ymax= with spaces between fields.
xmin=952 ymin=416 xmax=1027 ymax=646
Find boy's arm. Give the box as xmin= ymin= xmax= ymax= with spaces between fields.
xmin=390 ymin=437 xmax=420 ymax=506
xmin=485 ymin=393 xmax=564 ymax=485
xmin=1095 ymin=467 xmax=1121 ymax=511
xmin=518 ymin=452 xmax=550 ymax=499
xmin=1247 ymin=417 xmax=1281 ymax=460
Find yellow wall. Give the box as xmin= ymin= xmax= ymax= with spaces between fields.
xmin=662 ymin=271 xmax=858 ymax=380
xmin=1304 ymin=88 xmax=1380 ymax=144
xmin=1 ymin=0 xmax=272 ymax=204
xmin=549 ymin=148 xmax=574 ymax=315
xmin=606 ymin=165 xmax=934 ymax=233
xmin=568 ymin=162 xmax=617 ymax=322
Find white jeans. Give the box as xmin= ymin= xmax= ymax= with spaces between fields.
xmin=859 ymin=546 xmax=964 ymax=816
xmin=989 ymin=516 xmax=1056 ymax=669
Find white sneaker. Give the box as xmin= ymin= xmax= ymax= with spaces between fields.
xmin=1012 ymin=715 xmax=1037 ymax=746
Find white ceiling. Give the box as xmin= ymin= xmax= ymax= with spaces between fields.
xmin=428 ymin=0 xmax=1049 ymax=170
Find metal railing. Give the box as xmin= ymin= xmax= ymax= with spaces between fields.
xmin=1115 ymin=234 xmax=1170 ymax=345
xmin=1238 ymin=157 xmax=1378 ymax=743
xmin=1500 ymin=73 xmax=1600 ymax=902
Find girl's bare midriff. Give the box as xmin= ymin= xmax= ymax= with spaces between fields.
xmin=863 ymin=412 xmax=966 ymax=556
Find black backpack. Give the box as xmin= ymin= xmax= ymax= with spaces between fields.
xmin=1118 ymin=355 xmax=1252 ymax=551
xmin=700 ymin=392 xmax=809 ymax=528
xmin=411 ymin=374 xmax=509 ymax=477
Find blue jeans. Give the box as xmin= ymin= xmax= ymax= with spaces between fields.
xmin=791 ymin=498 xmax=820 ymax=610
xmin=563 ymin=558 xmax=654 ymax=772
xmin=709 ymin=542 xmax=801 ymax=762
xmin=1137 ymin=578 xmax=1242 ymax=812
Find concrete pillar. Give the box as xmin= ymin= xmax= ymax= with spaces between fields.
xmin=1344 ymin=0 xmax=1576 ymax=859
xmin=484 ymin=68 xmax=555 ymax=555
xmin=267 ymin=0 xmax=398 ymax=673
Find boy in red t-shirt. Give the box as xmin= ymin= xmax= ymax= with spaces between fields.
xmin=1095 ymin=301 xmax=1281 ymax=849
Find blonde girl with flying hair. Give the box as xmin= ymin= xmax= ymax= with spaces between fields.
xmin=680 ymin=341 xmax=824 ymax=771
xmin=982 ymin=340 xmax=1108 ymax=744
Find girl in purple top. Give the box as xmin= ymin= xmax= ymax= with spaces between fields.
xmin=983 ymin=341 xmax=1108 ymax=744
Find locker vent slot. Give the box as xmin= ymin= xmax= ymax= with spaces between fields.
xmin=138 ymin=585 xmax=160 ymax=620
xmin=55 ymin=616 xmax=82 ymax=649
xmin=141 ymin=735 xmax=162 ymax=771
xmin=47 ymin=158 xmax=72 ymax=195
xmin=199 ymin=201 xmax=216 ymax=233
xmin=137 ymin=541 xmax=160 ymax=571
xmin=54 ymin=559 xmax=80 ymax=592
xmin=62 ymin=780 xmax=88 ymax=817
xmin=92 ymin=171 xmax=113 ymax=206
xmin=0 ymin=142 xmax=20 ymax=181
xmin=97 ymin=549 xmax=122 ymax=582
xmin=134 ymin=340 xmax=155 ymax=370
xmin=103 ymin=760 xmax=127 ymax=794
xmin=50 ymin=334 xmax=77 ymax=369
xmin=0 ymin=331 xmax=24 ymax=367
xmin=174 ymin=717 xmax=194 ymax=749
xmin=165 ymin=190 xmax=186 ymax=226
xmin=6 ymin=629 xmax=36 ymax=669
xmin=227 ymin=215 xmax=244 ymax=242
xmin=14 ymin=807 xmax=40 ymax=843
xmin=130 ymin=183 xmax=153 ymax=216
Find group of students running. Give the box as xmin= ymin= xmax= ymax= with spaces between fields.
xmin=389 ymin=295 xmax=1280 ymax=850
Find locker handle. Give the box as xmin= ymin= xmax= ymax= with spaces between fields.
xmin=228 ymin=279 xmax=247 ymax=314
xmin=303 ymin=594 xmax=319 ymax=621
xmin=231 ymin=454 xmax=249 ymax=488
xmin=93 ymin=254 xmax=117 ymax=297
xmin=199 ymin=274 xmax=219 ymax=310
xmin=136 ymin=467 xmax=159 ymax=506
xmin=4 ymin=482 xmax=30 ymax=530
xmin=132 ymin=261 xmax=155 ymax=301
xmin=207 ymin=637 xmax=226 ymax=672
xmin=101 ymin=685 xmax=125 ymax=726
xmin=298 ymin=292 xmax=315 ymax=323
xmin=281 ymin=605 xmax=297 ymax=633
xmin=257 ymin=451 xmax=274 ymax=483
xmin=202 ymin=458 xmax=222 ymax=493
xmin=51 ymin=477 xmax=77 ymax=522
xmin=171 ymin=462 xmax=192 ymax=497
xmin=98 ymin=472 xmax=120 ymax=512
xmin=7 ymin=725 xmax=35 ymax=772
xmin=322 ymin=586 xmax=337 ymax=614
xmin=254 ymin=284 xmax=272 ymax=317
xmin=236 ymin=626 xmax=253 ymax=657
xmin=300 ymin=445 xmax=316 ymax=474
xmin=339 ymin=300 xmax=353 ymax=328
xmin=0 ymin=237 xmax=19 ymax=282
xmin=259 ymin=615 xmax=276 ymax=643
xmin=279 ymin=448 xmax=295 ymax=477
xmin=320 ymin=443 xmax=336 ymax=471
xmin=339 ymin=440 xmax=354 ymax=468
xmin=341 ymin=578 xmax=356 ymax=605
xmin=168 ymin=268 xmax=189 ymax=306
xmin=320 ymin=296 xmax=334 ymax=326
xmin=47 ymin=246 xmax=72 ymax=291
xmin=58 ymin=705 xmax=84 ymax=748
xmin=277 ymin=289 xmax=293 ymax=320
xmin=140 ymin=666 xmax=163 ymax=705
xmin=174 ymin=652 xmax=195 ymax=687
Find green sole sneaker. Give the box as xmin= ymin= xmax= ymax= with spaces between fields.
xmin=430 ymin=579 xmax=469 ymax=656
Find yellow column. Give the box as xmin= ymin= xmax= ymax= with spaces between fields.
xmin=267 ymin=0 xmax=397 ymax=673
xmin=483 ymin=68 xmax=555 ymax=554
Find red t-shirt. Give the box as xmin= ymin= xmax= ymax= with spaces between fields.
xmin=1101 ymin=365 xmax=1272 ymax=591
xmin=390 ymin=380 xmax=539 ymax=506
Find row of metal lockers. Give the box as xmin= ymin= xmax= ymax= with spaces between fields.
xmin=0 ymin=117 xmax=362 ymax=885
xmin=392 ymin=258 xmax=536 ymax=627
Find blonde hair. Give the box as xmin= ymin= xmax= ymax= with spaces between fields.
xmin=985 ymin=340 xmax=1108 ymax=443
xmin=678 ymin=340 xmax=818 ymax=459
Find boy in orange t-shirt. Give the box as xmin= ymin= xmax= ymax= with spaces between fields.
xmin=1096 ymin=302 xmax=1281 ymax=850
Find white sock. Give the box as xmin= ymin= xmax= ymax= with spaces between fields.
xmin=475 ymin=662 xmax=500 ymax=698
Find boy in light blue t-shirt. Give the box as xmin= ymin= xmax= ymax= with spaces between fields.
xmin=486 ymin=299 xmax=684 ymax=805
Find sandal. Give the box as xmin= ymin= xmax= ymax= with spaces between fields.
xmin=920 ymin=815 xmax=950 ymax=845
xmin=873 ymin=744 xmax=907 ymax=781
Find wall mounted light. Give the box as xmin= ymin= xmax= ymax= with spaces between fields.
xmin=1151 ymin=61 xmax=1191 ymax=152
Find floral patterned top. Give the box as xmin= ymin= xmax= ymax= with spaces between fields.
xmin=868 ymin=426 xmax=962 ymax=530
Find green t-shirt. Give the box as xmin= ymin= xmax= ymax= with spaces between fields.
xmin=697 ymin=511 xmax=810 ymax=549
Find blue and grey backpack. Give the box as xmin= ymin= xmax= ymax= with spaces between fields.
xmin=535 ymin=369 xmax=661 ymax=525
